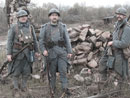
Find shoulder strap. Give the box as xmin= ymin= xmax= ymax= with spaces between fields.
xmin=59 ymin=22 xmax=65 ymax=38
xmin=14 ymin=23 xmax=19 ymax=41
xmin=29 ymin=25 xmax=33 ymax=35
xmin=118 ymin=23 xmax=127 ymax=40
xmin=43 ymin=23 xmax=51 ymax=41
xmin=15 ymin=23 xmax=19 ymax=35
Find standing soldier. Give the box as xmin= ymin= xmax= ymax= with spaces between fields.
xmin=7 ymin=10 xmax=39 ymax=95
xmin=100 ymin=7 xmax=130 ymax=81
xmin=39 ymin=8 xmax=72 ymax=96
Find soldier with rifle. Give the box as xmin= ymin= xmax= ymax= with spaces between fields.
xmin=39 ymin=8 xmax=72 ymax=97
xmin=6 ymin=9 xmax=39 ymax=96
xmin=99 ymin=7 xmax=130 ymax=81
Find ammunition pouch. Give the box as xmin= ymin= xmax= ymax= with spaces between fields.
xmin=13 ymin=42 xmax=22 ymax=49
xmin=13 ymin=42 xmax=34 ymax=50
xmin=58 ymin=40 xmax=65 ymax=47
xmin=106 ymin=56 xmax=115 ymax=68
xmin=46 ymin=40 xmax=65 ymax=49
xmin=45 ymin=41 xmax=55 ymax=49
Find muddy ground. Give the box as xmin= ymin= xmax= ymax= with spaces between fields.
xmin=1 ymin=62 xmax=130 ymax=98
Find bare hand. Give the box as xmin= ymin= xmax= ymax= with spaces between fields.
xmin=108 ymin=41 xmax=113 ymax=46
xmin=67 ymin=54 xmax=72 ymax=59
xmin=35 ymin=52 xmax=40 ymax=58
xmin=7 ymin=55 xmax=12 ymax=62
xmin=43 ymin=50 xmax=48 ymax=56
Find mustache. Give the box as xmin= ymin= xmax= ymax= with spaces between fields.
xmin=116 ymin=17 xmax=122 ymax=19
xmin=52 ymin=18 xmax=57 ymax=20
xmin=117 ymin=17 xmax=121 ymax=18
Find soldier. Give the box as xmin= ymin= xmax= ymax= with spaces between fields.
xmin=7 ymin=10 xmax=39 ymax=95
xmin=39 ymin=8 xmax=72 ymax=96
xmin=100 ymin=7 xmax=130 ymax=81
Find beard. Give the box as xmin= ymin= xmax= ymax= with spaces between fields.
xmin=117 ymin=17 xmax=123 ymax=22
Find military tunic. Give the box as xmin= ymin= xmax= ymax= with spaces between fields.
xmin=112 ymin=18 xmax=130 ymax=78
xmin=39 ymin=22 xmax=72 ymax=91
xmin=99 ymin=18 xmax=130 ymax=79
xmin=7 ymin=21 xmax=38 ymax=89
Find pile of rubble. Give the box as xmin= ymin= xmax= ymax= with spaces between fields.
xmin=68 ymin=24 xmax=112 ymax=86
xmin=68 ymin=24 xmax=111 ymax=68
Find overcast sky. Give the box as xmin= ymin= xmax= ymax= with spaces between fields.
xmin=1 ymin=0 xmax=130 ymax=7
xmin=31 ymin=0 xmax=130 ymax=7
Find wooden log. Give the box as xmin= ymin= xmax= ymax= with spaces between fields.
xmin=99 ymin=47 xmax=104 ymax=52
xmin=101 ymin=31 xmax=111 ymax=39
xmin=88 ymin=59 xmax=98 ymax=68
xmin=89 ymin=36 xmax=97 ymax=44
xmin=79 ymin=28 xmax=88 ymax=41
xmin=87 ymin=52 xmax=94 ymax=61
xmin=96 ymin=42 xmax=102 ymax=48
xmin=69 ymin=30 xmax=79 ymax=38
xmin=73 ymin=27 xmax=81 ymax=33
xmin=95 ymin=29 xmax=103 ymax=37
xmin=67 ymin=28 xmax=73 ymax=33
xmin=74 ymin=53 xmax=85 ymax=60
xmin=70 ymin=36 xmax=79 ymax=42
xmin=88 ymin=29 xmax=96 ymax=36
xmin=72 ymin=58 xmax=87 ymax=65
xmin=73 ymin=42 xmax=92 ymax=54
xmin=82 ymin=24 xmax=91 ymax=29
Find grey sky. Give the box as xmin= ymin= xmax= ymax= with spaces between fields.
xmin=31 ymin=0 xmax=130 ymax=7
xmin=1 ymin=0 xmax=130 ymax=7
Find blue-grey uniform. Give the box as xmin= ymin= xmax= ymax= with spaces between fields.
xmin=112 ymin=18 xmax=130 ymax=78
xmin=39 ymin=22 xmax=72 ymax=91
xmin=99 ymin=18 xmax=130 ymax=79
xmin=7 ymin=21 xmax=39 ymax=90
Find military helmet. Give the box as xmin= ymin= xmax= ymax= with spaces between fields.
xmin=115 ymin=7 xmax=127 ymax=16
xmin=17 ymin=10 xmax=28 ymax=18
xmin=48 ymin=8 xmax=60 ymax=16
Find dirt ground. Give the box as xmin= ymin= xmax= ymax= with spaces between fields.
xmin=1 ymin=63 xmax=130 ymax=98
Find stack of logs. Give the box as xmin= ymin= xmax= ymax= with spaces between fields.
xmin=68 ymin=24 xmax=111 ymax=68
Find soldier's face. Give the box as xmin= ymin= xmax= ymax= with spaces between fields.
xmin=116 ymin=14 xmax=126 ymax=21
xmin=49 ymin=13 xmax=59 ymax=23
xmin=18 ymin=16 xmax=28 ymax=23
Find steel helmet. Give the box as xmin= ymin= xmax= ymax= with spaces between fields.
xmin=48 ymin=8 xmax=60 ymax=16
xmin=17 ymin=10 xmax=28 ymax=18
xmin=115 ymin=7 xmax=127 ymax=16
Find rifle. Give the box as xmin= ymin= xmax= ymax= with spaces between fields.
xmin=102 ymin=38 xmax=110 ymax=57
xmin=0 ymin=42 xmax=33 ymax=75
xmin=44 ymin=56 xmax=54 ymax=98
xmin=127 ymin=14 xmax=130 ymax=22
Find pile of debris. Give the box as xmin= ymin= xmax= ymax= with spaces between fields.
xmin=68 ymin=24 xmax=112 ymax=87
xmin=68 ymin=24 xmax=121 ymax=97
xmin=68 ymin=24 xmax=111 ymax=68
